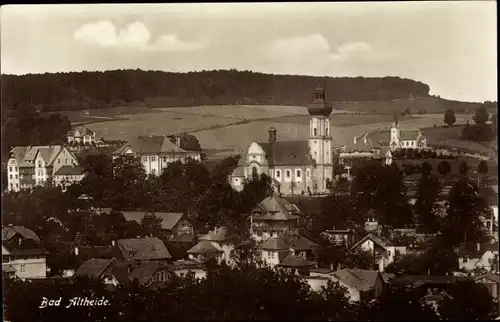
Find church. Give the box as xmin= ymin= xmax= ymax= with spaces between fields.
xmin=230 ymin=85 xmax=335 ymax=196
xmin=389 ymin=115 xmax=427 ymax=150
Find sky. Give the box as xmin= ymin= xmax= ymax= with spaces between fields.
xmin=1 ymin=2 xmax=497 ymax=102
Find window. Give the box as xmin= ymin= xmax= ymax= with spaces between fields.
xmin=486 ymin=221 xmax=492 ymax=229
xmin=58 ymin=159 xmax=61 ymax=164
xmin=151 ymin=156 xmax=156 ymax=162
xmin=9 ymin=167 xmax=12 ymax=172
xmin=2 ymin=255 xmax=9 ymax=263
xmin=143 ymin=157 xmax=148 ymax=162
xmin=152 ymin=169 xmax=157 ymax=175
xmin=276 ymin=170 xmax=281 ymax=178
xmin=314 ymin=128 xmax=317 ymax=136
xmin=10 ymin=183 xmax=13 ymax=189
xmin=9 ymin=175 xmax=12 ymax=179
xmin=286 ymin=170 xmax=291 ymax=178
xmin=65 ymin=159 xmax=68 ymax=164
xmin=163 ymin=157 xmax=167 ymax=162
xmin=38 ymin=161 xmax=42 ymax=167
xmin=296 ymin=169 xmax=301 ymax=178
xmin=15 ymin=175 xmax=18 ymax=179
xmin=20 ymin=265 xmax=26 ymax=272
xmin=15 ymin=184 xmax=18 ymax=189
xmin=326 ymin=128 xmax=329 ymax=136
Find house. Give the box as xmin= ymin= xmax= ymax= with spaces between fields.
xmin=338 ymin=133 xmax=380 ymax=167
xmin=75 ymin=257 xmax=177 ymax=290
xmin=230 ymin=158 xmax=246 ymax=192
xmin=166 ymin=234 xmax=197 ymax=260
xmin=310 ymin=268 xmax=394 ymax=302
xmin=112 ymin=135 xmax=201 ymax=176
xmin=457 ymin=242 xmax=499 ymax=273
xmin=321 ymin=229 xmax=355 ymax=248
xmin=260 ymin=233 xmax=318 ymax=268
xmin=475 ymin=273 xmax=499 ymax=300
xmin=75 ymin=258 xmax=121 ymax=289
xmin=116 ymin=237 xmax=172 ymax=263
xmin=169 ymin=260 xmax=207 ymax=280
xmin=389 ymin=114 xmax=427 ymax=150
xmin=364 ymin=209 xmax=380 ymax=233
xmin=67 ymin=126 xmax=96 ymax=145
xmin=479 ymin=186 xmax=498 ymax=236
xmin=2 ymin=225 xmax=47 ymax=280
xmin=187 ymin=226 xmax=233 ymax=265
xmin=276 ymin=252 xmax=317 ymax=272
xmin=351 ymin=233 xmax=407 ymax=272
xmin=120 ymin=211 xmax=194 ymax=235
xmin=52 ymin=166 xmax=86 ymax=190
xmin=250 ymin=196 xmax=301 ymax=242
xmin=7 ymin=145 xmax=81 ymax=192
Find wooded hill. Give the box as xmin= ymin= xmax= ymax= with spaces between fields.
xmin=2 ymin=69 xmax=494 ymax=114
xmin=2 ymin=69 xmax=430 ymax=110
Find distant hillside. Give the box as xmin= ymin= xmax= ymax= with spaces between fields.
xmin=2 ymin=69 xmax=432 ymax=112
xmin=331 ymin=97 xmax=487 ymax=115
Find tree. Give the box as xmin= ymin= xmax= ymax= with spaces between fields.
xmin=473 ymin=105 xmax=490 ymax=125
xmin=358 ymin=287 xmax=438 ymax=321
xmin=458 ymin=161 xmax=468 ymax=175
xmin=441 ymin=177 xmax=489 ymax=247
xmin=438 ymin=160 xmax=452 ymax=178
xmin=477 ymin=160 xmax=489 ymax=187
xmin=140 ymin=213 xmax=163 ymax=237
xmin=444 ymin=109 xmax=456 ymax=127
xmin=414 ymin=174 xmax=441 ymax=233
xmin=420 ymin=161 xmax=432 ymax=177
xmin=438 ymin=282 xmax=498 ymax=320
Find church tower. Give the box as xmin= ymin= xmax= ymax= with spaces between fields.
xmin=390 ymin=113 xmax=400 ymax=150
xmin=307 ymin=83 xmax=333 ymax=194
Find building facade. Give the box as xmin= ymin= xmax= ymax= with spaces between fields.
xmin=112 ymin=135 xmax=201 ymax=176
xmin=67 ymin=126 xmax=96 ymax=145
xmin=231 ymin=85 xmax=335 ymax=195
xmin=389 ymin=115 xmax=427 ymax=150
xmin=7 ymin=145 xmax=82 ymax=192
xmin=2 ymin=225 xmax=47 ymax=280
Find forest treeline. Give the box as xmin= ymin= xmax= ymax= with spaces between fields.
xmin=1 ymin=69 xmax=432 ymax=112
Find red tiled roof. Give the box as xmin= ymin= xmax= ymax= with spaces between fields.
xmin=75 ymin=258 xmax=116 ymax=279
xmin=54 ymin=165 xmax=85 ymax=176
xmin=255 ymin=140 xmax=311 ymax=166
xmin=116 ymin=237 xmax=172 ymax=261
xmin=187 ymin=241 xmax=222 ymax=254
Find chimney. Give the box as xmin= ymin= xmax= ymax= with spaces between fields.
xmin=353 ymin=136 xmax=358 ymax=144
xmin=289 ymin=247 xmax=294 ymax=256
xmin=330 ymin=263 xmax=334 ymax=271
xmin=268 ymin=126 xmax=277 ymax=143
xmin=74 ymin=246 xmax=79 ymax=256
xmin=111 ymin=240 xmax=116 ymax=247
xmin=477 ymin=243 xmax=481 ymax=252
xmin=337 ymin=263 xmax=342 ymax=271
xmin=175 ymin=137 xmax=181 ymax=147
xmin=18 ymin=238 xmax=22 ymax=246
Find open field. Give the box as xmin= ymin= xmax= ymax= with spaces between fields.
xmin=74 ymin=104 xmax=492 ymax=157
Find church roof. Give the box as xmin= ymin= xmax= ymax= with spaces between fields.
xmin=255 ymin=140 xmax=311 ymax=166
xmin=399 ymin=130 xmax=421 ymax=141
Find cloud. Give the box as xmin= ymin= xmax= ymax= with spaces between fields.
xmin=74 ymin=20 xmax=204 ymax=52
xmin=265 ymin=34 xmax=379 ymax=64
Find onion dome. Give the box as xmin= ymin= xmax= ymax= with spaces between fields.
xmin=307 ymin=84 xmax=333 ymax=116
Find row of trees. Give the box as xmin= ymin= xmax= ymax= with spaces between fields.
xmin=444 ymin=105 xmax=496 ymax=141
xmin=4 ymin=259 xmax=497 ymax=322
xmin=2 ymin=70 xmax=432 ymax=112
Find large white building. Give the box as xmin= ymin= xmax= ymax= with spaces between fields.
xmin=6 ymin=145 xmax=82 ymax=192
xmin=231 ymin=85 xmax=335 ymax=195
xmin=112 ymin=135 xmax=202 ymax=176
xmin=389 ymin=116 xmax=427 ymax=150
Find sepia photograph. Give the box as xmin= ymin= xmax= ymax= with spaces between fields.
xmin=1 ymin=2 xmax=498 ymax=321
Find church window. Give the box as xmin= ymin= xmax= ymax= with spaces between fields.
xmin=276 ymin=170 xmax=281 ymax=178
xmin=326 ymin=128 xmax=329 ymax=136
xmin=296 ymin=169 xmax=301 ymax=178
xmin=314 ymin=128 xmax=317 ymax=136
xmin=286 ymin=170 xmax=291 ymax=178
